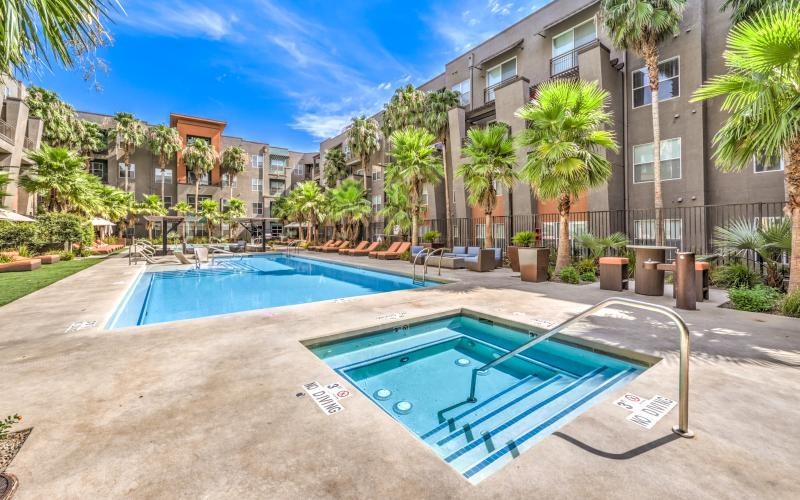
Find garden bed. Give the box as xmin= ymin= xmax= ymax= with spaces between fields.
xmin=0 ymin=429 xmax=30 ymax=472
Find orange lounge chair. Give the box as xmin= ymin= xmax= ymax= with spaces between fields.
xmin=377 ymin=242 xmax=411 ymax=260
xmin=370 ymin=241 xmax=400 ymax=259
xmin=311 ymin=240 xmax=337 ymax=251
xmin=342 ymin=241 xmax=368 ymax=254
xmin=324 ymin=241 xmax=349 ymax=253
xmin=349 ymin=241 xmax=380 ymax=256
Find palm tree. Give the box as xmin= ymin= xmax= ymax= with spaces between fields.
xmin=25 ymin=86 xmax=78 ymax=148
xmin=692 ymin=5 xmax=800 ymax=292
xmin=20 ymin=145 xmax=89 ymax=212
xmin=323 ymin=148 xmax=347 ymax=188
xmin=173 ymin=201 xmax=193 ymax=242
xmin=516 ymin=80 xmax=619 ymax=273
xmin=382 ymin=85 xmax=427 ymax=137
xmin=293 ymin=181 xmax=326 ymax=242
xmin=220 ymin=146 xmax=248 ymax=199
xmin=713 ymin=218 xmax=791 ymax=288
xmin=138 ymin=194 xmax=167 ymax=240
xmin=73 ymin=119 xmax=105 ymax=162
xmin=147 ymin=125 xmax=182 ymax=201
xmin=721 ymin=0 xmax=793 ymax=23
xmin=1 ymin=0 xmax=116 ymax=76
xmin=379 ymin=183 xmax=412 ymax=239
xmin=385 ymin=127 xmax=443 ymax=246
xmin=198 ymin=198 xmax=221 ymax=239
xmin=347 ymin=116 xmax=381 ymax=192
xmin=601 ymin=0 xmax=686 ymax=245
xmin=182 ymin=138 xmax=219 ymax=212
xmin=329 ymin=179 xmax=371 ymax=242
xmin=458 ymin=124 xmax=517 ymax=248
xmin=108 ymin=112 xmax=147 ymax=193
xmin=424 ymin=89 xmax=461 ymax=248
xmin=223 ymin=197 xmax=247 ymax=239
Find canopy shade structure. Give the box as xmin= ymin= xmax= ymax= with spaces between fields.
xmin=284 ymin=222 xmax=311 ymax=228
xmin=0 ymin=209 xmax=35 ymax=222
xmin=142 ymin=216 xmax=186 ymax=254
xmin=232 ymin=217 xmax=279 ymax=252
xmin=90 ymin=217 xmax=116 ymax=227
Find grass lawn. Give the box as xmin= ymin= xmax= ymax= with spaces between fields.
xmin=0 ymin=257 xmax=107 ymax=306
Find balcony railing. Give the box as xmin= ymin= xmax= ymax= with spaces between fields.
xmin=268 ymin=167 xmax=285 ymax=176
xmin=0 ymin=118 xmax=15 ymax=143
xmin=269 ymin=187 xmax=286 ymax=197
xmin=550 ymin=40 xmax=596 ymax=77
xmin=484 ymin=76 xmax=517 ymax=103
xmin=23 ymin=136 xmax=35 ymax=149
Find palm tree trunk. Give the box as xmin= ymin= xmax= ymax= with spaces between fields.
xmin=123 ymin=152 xmax=129 ymax=192
xmin=194 ymin=179 xmax=200 ymax=212
xmin=230 ymin=174 xmax=234 ymax=200
xmin=645 ymin=48 xmax=665 ymax=246
xmin=442 ymin=135 xmax=454 ymax=249
xmin=484 ymin=211 xmax=493 ymax=249
xmin=411 ymin=207 xmax=419 ymax=246
xmin=160 ymin=159 xmax=166 ymax=201
xmin=787 ymin=139 xmax=800 ymax=293
xmin=555 ymin=194 xmax=572 ymax=274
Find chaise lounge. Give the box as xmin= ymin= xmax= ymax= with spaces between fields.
xmin=376 ymin=242 xmax=411 ymax=260
xmin=349 ymin=241 xmax=380 ymax=256
xmin=369 ymin=241 xmax=400 ymax=259
xmin=343 ymin=241 xmax=368 ymax=254
xmin=323 ymin=241 xmax=349 ymax=253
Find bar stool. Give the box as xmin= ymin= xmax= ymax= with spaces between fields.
xmin=599 ymin=257 xmax=629 ymax=291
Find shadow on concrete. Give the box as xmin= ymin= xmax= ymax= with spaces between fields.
xmin=553 ymin=431 xmax=681 ymax=460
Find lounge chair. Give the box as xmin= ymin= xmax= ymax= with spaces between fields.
xmin=377 ymin=242 xmax=411 ymax=260
xmin=194 ymin=247 xmax=209 ymax=264
xmin=349 ymin=241 xmax=380 ymax=256
xmin=465 ymin=249 xmax=497 ymax=272
xmin=174 ymin=251 xmax=194 ymax=265
xmin=370 ymin=241 xmax=400 ymax=259
xmin=323 ymin=241 xmax=349 ymax=253
xmin=131 ymin=249 xmax=180 ymax=264
xmin=311 ymin=240 xmax=337 ymax=251
xmin=343 ymin=241 xmax=368 ymax=254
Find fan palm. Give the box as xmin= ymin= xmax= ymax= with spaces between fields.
xmin=72 ymin=119 xmax=105 ymax=161
xmin=601 ymin=0 xmax=686 ymax=245
xmin=382 ymin=84 xmax=427 ymax=138
xmin=172 ymin=201 xmax=193 ymax=242
xmin=198 ymin=199 xmax=221 ymax=239
xmin=147 ymin=125 xmax=182 ymax=201
xmin=221 ymin=146 xmax=248 ymax=199
xmin=293 ymin=181 xmax=326 ymax=242
xmin=25 ymin=86 xmax=78 ymax=148
xmin=721 ymin=0 xmax=794 ymax=23
xmin=516 ymin=80 xmax=619 ymax=273
xmin=329 ymin=179 xmax=371 ymax=242
xmin=713 ymin=218 xmax=791 ymax=288
xmin=323 ymin=148 xmax=347 ymax=188
xmin=138 ymin=194 xmax=167 ymax=240
xmin=692 ymin=5 xmax=800 ymax=292
xmin=20 ymin=145 xmax=89 ymax=212
xmin=108 ymin=112 xmax=147 ymax=192
xmin=424 ymin=88 xmax=462 ymax=248
xmin=223 ymin=197 xmax=247 ymax=239
xmin=182 ymin=138 xmax=219 ymax=212
xmin=379 ymin=183 xmax=412 ymax=238
xmin=458 ymin=124 xmax=517 ymax=248
xmin=347 ymin=116 xmax=381 ymax=192
xmin=575 ymin=231 xmax=629 ymax=260
xmin=385 ymin=127 xmax=443 ymax=246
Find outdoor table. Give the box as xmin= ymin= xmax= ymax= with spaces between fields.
xmin=628 ymin=245 xmax=676 ymax=296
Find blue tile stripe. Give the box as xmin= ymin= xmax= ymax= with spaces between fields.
xmin=420 ymin=374 xmax=537 ymax=440
xmin=337 ymin=334 xmax=463 ymax=372
xmin=436 ymin=375 xmax=564 ymax=446
xmin=463 ymin=367 xmax=638 ymax=479
xmin=444 ymin=366 xmax=608 ymax=463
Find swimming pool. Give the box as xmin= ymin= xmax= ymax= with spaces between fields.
xmin=308 ymin=313 xmax=648 ymax=483
xmin=108 ymin=254 xmax=435 ymax=328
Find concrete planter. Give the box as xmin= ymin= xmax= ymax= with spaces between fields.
xmin=518 ymin=247 xmax=550 ymax=283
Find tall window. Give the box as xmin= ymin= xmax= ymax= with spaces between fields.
xmin=90 ymin=160 xmax=107 ymax=182
xmin=452 ymin=79 xmax=471 ymax=106
xmin=270 ymin=156 xmax=287 ymax=174
xmin=372 ymin=194 xmax=382 ymax=213
xmin=632 ymin=57 xmax=680 ymax=108
xmin=154 ymin=168 xmax=173 ymax=184
xmin=269 ymin=180 xmax=285 ymax=196
xmin=486 ymin=57 xmax=517 ymax=101
xmin=118 ymin=162 xmax=135 ymax=180
xmin=251 ymin=154 xmax=264 ymax=169
xmin=634 ymin=219 xmax=683 ymax=247
xmin=251 ymin=178 xmax=263 ymax=192
xmin=160 ymin=196 xmax=173 ymax=209
xmin=754 ymin=155 xmax=783 ymax=173
xmin=188 ymin=171 xmax=209 ymax=185
xmin=372 ymin=169 xmax=382 ymax=181
xmin=221 ymin=173 xmax=238 ymax=187
xmin=551 ymin=19 xmax=597 ymax=74
xmin=294 ymin=162 xmax=305 ymax=176
xmin=633 ymin=138 xmax=681 ymax=183
xmin=252 ymin=202 xmax=263 ymax=216
xmin=420 ymin=187 xmax=429 ymax=207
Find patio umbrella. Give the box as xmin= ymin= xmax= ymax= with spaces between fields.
xmin=90 ymin=217 xmax=116 ymax=238
xmin=0 ymin=208 xmax=35 ymax=222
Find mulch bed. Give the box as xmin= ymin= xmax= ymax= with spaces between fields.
xmin=0 ymin=429 xmax=30 ymax=472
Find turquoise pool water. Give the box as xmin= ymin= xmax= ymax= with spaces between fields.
xmin=108 ymin=255 xmax=434 ymax=328
xmin=310 ymin=315 xmax=646 ymax=483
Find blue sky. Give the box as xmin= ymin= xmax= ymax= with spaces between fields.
xmin=28 ymin=0 xmax=549 ymax=152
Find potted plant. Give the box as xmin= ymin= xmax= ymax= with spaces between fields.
xmin=508 ymin=230 xmax=537 ymax=272
xmin=422 ymin=230 xmax=442 ymax=249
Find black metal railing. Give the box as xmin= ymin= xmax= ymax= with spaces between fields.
xmin=550 ymin=40 xmax=597 ymax=77
xmin=484 ymin=76 xmax=517 ymax=103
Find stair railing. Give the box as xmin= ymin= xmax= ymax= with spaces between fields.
xmin=412 ymin=247 xmax=434 ymax=285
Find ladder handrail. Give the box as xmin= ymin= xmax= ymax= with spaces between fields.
xmin=423 ymin=247 xmax=451 ymax=277
xmin=468 ymin=297 xmax=694 ymax=438
xmin=412 ymin=247 xmax=434 ymax=284
xmin=284 ymin=240 xmax=301 ymax=256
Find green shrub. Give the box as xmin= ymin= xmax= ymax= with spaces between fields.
xmin=580 ymin=271 xmax=597 ymax=282
xmin=0 ymin=414 xmax=21 ymax=440
xmin=712 ymin=263 xmax=761 ymax=289
xmin=574 ymin=258 xmax=596 ymax=275
xmin=59 ymin=250 xmax=75 ymax=261
xmin=728 ymin=285 xmax=781 ymax=313
xmin=0 ymin=220 xmax=40 ymax=250
xmin=422 ymin=230 xmax=441 ymax=243
xmin=0 ymin=254 xmax=13 ymax=263
xmin=780 ymin=290 xmax=800 ymax=318
xmin=559 ymin=266 xmax=580 ymax=284
xmin=36 ymin=213 xmax=92 ymax=249
xmin=400 ymin=250 xmax=411 ymax=261
xmin=17 ymin=245 xmax=31 ymax=257
xmin=511 ymin=231 xmax=537 ymax=247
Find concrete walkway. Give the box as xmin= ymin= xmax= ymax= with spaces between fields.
xmin=1 ymin=251 xmax=798 ymax=499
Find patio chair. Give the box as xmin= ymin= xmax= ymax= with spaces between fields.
xmin=131 ymin=248 xmax=180 ymax=265
xmin=194 ymin=247 xmax=209 ymax=265
xmin=370 ymin=241 xmax=400 ymax=259
xmin=174 ymin=251 xmax=194 ymax=265
xmin=323 ymin=241 xmax=349 ymax=253
xmin=444 ymin=246 xmax=467 ymax=257
xmin=313 ymin=240 xmax=339 ymax=252
xmin=343 ymin=241 xmax=368 ymax=254
xmin=465 ymin=249 xmax=497 ymax=272
xmin=350 ymin=241 xmax=380 ymax=256
xmin=377 ymin=242 xmax=411 ymax=260
xmin=309 ymin=239 xmax=333 ymax=251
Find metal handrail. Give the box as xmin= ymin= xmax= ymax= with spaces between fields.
xmin=209 ymin=246 xmax=235 ymax=265
xmin=412 ymin=247 xmax=434 ymax=284
xmin=284 ymin=240 xmax=301 ymax=256
xmin=423 ymin=247 xmax=450 ymax=277
xmin=468 ymin=297 xmax=694 ymax=438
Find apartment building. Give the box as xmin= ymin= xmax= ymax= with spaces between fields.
xmin=0 ymin=76 xmax=44 ymax=214
xmin=318 ymin=0 xmax=787 ymax=248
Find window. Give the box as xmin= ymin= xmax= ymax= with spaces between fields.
xmin=154 ymin=168 xmax=173 ymax=184
xmin=486 ymin=57 xmax=517 ymax=101
xmin=187 ymin=135 xmax=211 ymax=146
xmin=160 ymin=196 xmax=173 ymax=209
xmin=251 ymin=154 xmax=264 ymax=169
xmin=252 ymin=202 xmax=263 ymax=216
xmin=372 ymin=195 xmax=383 ymax=213
xmin=633 ymin=138 xmax=681 ymax=183
xmin=251 ymin=178 xmax=263 ymax=192
xmin=294 ymin=162 xmax=305 ymax=176
xmin=420 ymin=187 xmax=429 ymax=207
xmin=220 ymin=198 xmax=229 ymax=211
xmin=89 ymin=160 xmax=107 ymax=182
xmin=270 ymin=156 xmax=287 ymax=174
xmin=186 ymin=194 xmax=212 ymax=206
xmin=633 ymin=57 xmax=680 ymax=108
xmin=188 ymin=171 xmax=209 ymax=185
xmin=269 ymin=180 xmax=285 ymax=196
xmin=452 ymin=79 xmax=471 ymax=106
xmin=551 ymin=19 xmax=597 ymax=75
xmin=372 ymin=169 xmax=382 ymax=182
xmin=118 ymin=162 xmax=135 ymax=180
xmin=633 ymin=219 xmax=683 ymax=247
xmin=221 ymin=173 xmax=238 ymax=187
xmin=754 ymin=155 xmax=783 ymax=173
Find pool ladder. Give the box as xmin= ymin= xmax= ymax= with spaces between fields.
xmin=466 ymin=297 xmax=695 ymax=438
xmin=284 ymin=240 xmax=301 ymax=256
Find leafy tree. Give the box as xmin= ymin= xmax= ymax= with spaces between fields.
xmin=385 ymin=127 xmax=443 ymax=246
xmin=138 ymin=194 xmax=167 ymax=240
xmin=382 ymin=84 xmax=427 ymax=138
xmin=424 ymin=88 xmax=461 ymax=248
xmin=223 ymin=197 xmax=246 ymax=239
xmin=322 ymin=148 xmax=347 ymax=188
xmin=198 ymin=198 xmax=221 ymax=239
xmin=379 ymin=183 xmax=412 ymax=238
xmin=329 ymin=179 xmax=371 ymax=242
xmin=458 ymin=124 xmax=517 ymax=248
xmin=108 ymin=112 xmax=147 ymax=192
xmin=601 ymin=0 xmax=686 ymax=245
xmin=692 ymin=4 xmax=800 ymax=292
xmin=20 ymin=145 xmax=90 ymax=212
xmin=147 ymin=125 xmax=182 ymax=201
xmin=73 ymin=119 xmax=105 ymax=159
xmin=516 ymin=80 xmax=619 ymax=273
xmin=575 ymin=231 xmax=629 ymax=260
xmin=220 ymin=146 xmax=248 ymax=199
xmin=182 ymin=138 xmax=218 ymax=211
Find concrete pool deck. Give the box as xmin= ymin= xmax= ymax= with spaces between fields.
xmin=1 ymin=251 xmax=798 ymax=498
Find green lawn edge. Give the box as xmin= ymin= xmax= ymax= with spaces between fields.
xmin=0 ymin=257 xmax=108 ymax=306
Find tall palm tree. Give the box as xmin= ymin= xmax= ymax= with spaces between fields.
xmin=721 ymin=0 xmax=793 ymax=23
xmin=385 ymin=127 xmax=443 ymax=246
xmin=424 ymin=88 xmax=462 ymax=248
xmin=329 ymin=179 xmax=371 ymax=242
xmin=293 ymin=181 xmax=326 ymax=242
xmin=379 ymin=182 xmax=412 ymax=239
xmin=382 ymin=84 xmax=427 ymax=138
xmin=182 ymin=138 xmax=218 ymax=212
xmin=73 ymin=119 xmax=105 ymax=162
xmin=20 ymin=145 xmax=89 ymax=212
xmin=108 ymin=112 xmax=147 ymax=193
xmin=172 ymin=201 xmax=193 ymax=242
xmin=198 ymin=198 xmax=221 ymax=239
xmin=224 ymin=197 xmax=247 ymax=239
xmin=516 ymin=80 xmax=619 ymax=273
xmin=25 ymin=86 xmax=78 ymax=148
xmin=458 ymin=124 xmax=517 ymax=249
xmin=692 ymin=5 xmax=800 ymax=292
xmin=347 ymin=116 xmax=381 ymax=192
xmin=601 ymin=0 xmax=686 ymax=245
xmin=138 ymin=194 xmax=167 ymax=240
xmin=323 ymin=148 xmax=347 ymax=188
xmin=147 ymin=125 xmax=182 ymax=201
xmin=1 ymin=0 xmax=116 ymax=76
xmin=220 ymin=146 xmax=248 ymax=199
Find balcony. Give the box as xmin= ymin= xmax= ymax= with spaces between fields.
xmin=268 ymin=167 xmax=285 ymax=177
xmin=0 ymin=118 xmax=15 ymax=144
xmin=549 ymin=40 xmax=597 ymax=78
xmin=23 ymin=136 xmax=35 ymax=149
xmin=484 ymin=76 xmax=517 ymax=104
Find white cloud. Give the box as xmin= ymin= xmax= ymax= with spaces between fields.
xmin=291 ymin=113 xmax=352 ymax=141
xmin=122 ymin=3 xmax=236 ymax=40
xmin=270 ymin=36 xmax=310 ymax=67
xmin=488 ymin=0 xmax=514 ymax=15
xmin=378 ymin=82 xmax=392 ymax=90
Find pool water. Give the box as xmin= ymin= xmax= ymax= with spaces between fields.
xmin=108 ymin=254 xmax=434 ymax=328
xmin=310 ymin=315 xmax=646 ymax=483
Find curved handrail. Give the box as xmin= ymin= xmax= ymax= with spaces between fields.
xmin=468 ymin=297 xmax=694 ymax=438
xmin=412 ymin=247 xmax=434 ymax=284
xmin=284 ymin=240 xmax=301 ymax=256
xmin=424 ymin=247 xmax=450 ymax=277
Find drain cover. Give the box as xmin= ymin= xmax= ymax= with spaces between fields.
xmin=393 ymin=401 xmax=413 ymax=414
xmin=374 ymin=389 xmax=392 ymax=400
